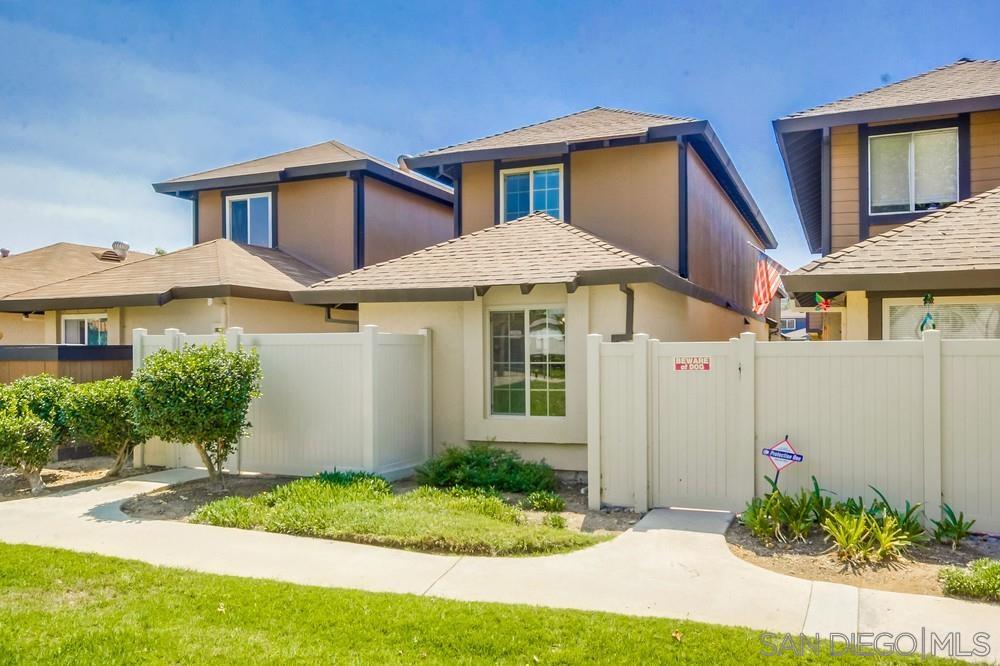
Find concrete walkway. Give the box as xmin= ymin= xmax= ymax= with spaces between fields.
xmin=0 ymin=469 xmax=997 ymax=662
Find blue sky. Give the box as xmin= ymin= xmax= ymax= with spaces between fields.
xmin=1 ymin=1 xmax=999 ymax=270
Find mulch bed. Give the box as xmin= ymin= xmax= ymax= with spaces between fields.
xmin=0 ymin=456 xmax=150 ymax=502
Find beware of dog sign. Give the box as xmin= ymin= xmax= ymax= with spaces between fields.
xmin=674 ymin=356 xmax=711 ymax=371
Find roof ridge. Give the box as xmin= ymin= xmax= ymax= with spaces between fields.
xmin=417 ymin=106 xmax=694 ymax=157
xmin=799 ymin=185 xmax=1000 ymax=273
xmin=785 ymin=58 xmax=984 ymax=119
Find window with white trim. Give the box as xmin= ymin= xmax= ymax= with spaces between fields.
xmin=489 ymin=307 xmax=565 ymax=417
xmin=869 ymin=128 xmax=958 ymax=215
xmin=226 ymin=192 xmax=272 ymax=247
xmin=62 ymin=314 xmax=108 ymax=346
xmin=781 ymin=318 xmax=797 ymax=331
xmin=886 ymin=301 xmax=1000 ymax=340
xmin=500 ymin=165 xmax=562 ymax=221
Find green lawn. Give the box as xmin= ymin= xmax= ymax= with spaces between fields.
xmin=191 ymin=476 xmax=602 ymax=556
xmin=0 ymin=543 xmax=953 ymax=664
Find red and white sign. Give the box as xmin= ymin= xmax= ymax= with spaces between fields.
xmin=674 ymin=356 xmax=711 ymax=371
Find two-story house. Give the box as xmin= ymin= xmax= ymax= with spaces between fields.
xmin=776 ymin=59 xmax=1000 ymax=340
xmin=0 ymin=140 xmax=454 ymax=341
xmin=295 ymin=107 xmax=779 ymax=470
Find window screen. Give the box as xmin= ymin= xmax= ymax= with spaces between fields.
xmin=887 ymin=303 xmax=1000 ymax=340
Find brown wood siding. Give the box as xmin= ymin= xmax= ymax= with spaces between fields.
xmin=971 ymin=110 xmax=1000 ymax=193
xmin=0 ymin=359 xmax=130 ymax=384
xmin=460 ymin=161 xmax=494 ymax=234
xmin=570 ymin=142 xmax=679 ymax=270
xmin=197 ymin=190 xmax=223 ymax=243
xmin=362 ymin=178 xmax=453 ymax=266
xmin=686 ymin=148 xmax=760 ymax=313
xmin=830 ymin=125 xmax=860 ymax=251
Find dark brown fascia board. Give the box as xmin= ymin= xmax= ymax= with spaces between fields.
xmin=783 ymin=269 xmax=1000 ymax=295
xmin=773 ymin=94 xmax=1000 ymax=133
xmin=0 ymin=285 xmax=297 ymax=313
xmin=0 ymin=345 xmax=133 ymax=362
xmin=293 ymin=286 xmax=477 ymax=304
xmin=294 ymin=264 xmax=766 ymax=321
xmin=772 ymin=122 xmax=822 ymax=253
xmin=153 ymin=160 xmax=453 ymax=205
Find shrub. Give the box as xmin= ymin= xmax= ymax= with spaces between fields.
xmin=522 ymin=490 xmax=566 ymax=512
xmin=316 ymin=470 xmax=387 ymax=487
xmin=415 ymin=443 xmax=556 ymax=493
xmin=931 ymin=504 xmax=976 ymax=550
xmin=133 ymin=340 xmax=261 ymax=487
xmin=542 ymin=514 xmax=567 ymax=529
xmin=66 ymin=377 xmax=145 ymax=477
xmin=0 ymin=408 xmax=54 ymax=494
xmin=940 ymin=559 xmax=1000 ymax=602
xmin=5 ymin=374 xmax=73 ymax=446
xmin=821 ymin=504 xmax=917 ymax=564
xmin=822 ymin=510 xmax=871 ymax=563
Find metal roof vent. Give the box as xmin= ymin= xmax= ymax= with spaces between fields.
xmin=99 ymin=241 xmax=130 ymax=262
xmin=0 ymin=248 xmax=9 ymax=258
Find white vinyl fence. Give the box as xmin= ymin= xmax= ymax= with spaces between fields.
xmin=588 ymin=330 xmax=1000 ymax=533
xmin=133 ymin=325 xmax=432 ymax=479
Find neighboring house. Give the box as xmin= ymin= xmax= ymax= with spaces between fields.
xmin=0 ymin=240 xmax=349 ymax=341
xmin=777 ymin=298 xmax=808 ymax=341
xmin=0 ymin=139 xmax=455 ymax=342
xmin=775 ymin=58 xmax=1000 ymax=339
xmin=153 ymin=139 xmax=454 ymax=275
xmin=0 ymin=242 xmax=151 ymax=344
xmin=295 ymin=107 xmax=778 ymax=470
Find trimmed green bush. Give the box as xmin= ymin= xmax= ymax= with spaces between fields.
xmin=0 ymin=408 xmax=54 ymax=494
xmin=5 ymin=374 xmax=73 ymax=446
xmin=415 ymin=443 xmax=556 ymax=493
xmin=940 ymin=558 xmax=1000 ymax=601
xmin=192 ymin=476 xmax=603 ymax=556
xmin=522 ymin=490 xmax=566 ymax=512
xmin=133 ymin=341 xmax=261 ymax=486
xmin=66 ymin=377 xmax=145 ymax=477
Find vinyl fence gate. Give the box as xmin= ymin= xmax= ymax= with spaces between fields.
xmin=588 ymin=331 xmax=1000 ymax=534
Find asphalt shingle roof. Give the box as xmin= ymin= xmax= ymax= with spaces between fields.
xmin=784 ymin=58 xmax=1000 ymax=120
xmin=0 ymin=240 xmax=328 ymax=310
xmin=304 ymin=212 xmax=656 ymax=293
xmin=0 ymin=243 xmax=151 ymax=297
xmin=790 ymin=185 xmax=1000 ymax=278
xmin=417 ymin=107 xmax=696 ymax=157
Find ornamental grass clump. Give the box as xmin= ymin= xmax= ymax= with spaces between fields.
xmin=133 ymin=341 xmax=261 ymax=488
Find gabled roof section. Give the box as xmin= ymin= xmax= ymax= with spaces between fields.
xmin=783 ymin=185 xmax=1000 ymax=294
xmin=781 ymin=59 xmax=1000 ymax=126
xmin=773 ymin=59 xmax=1000 ymax=254
xmin=294 ymin=212 xmax=764 ymax=322
xmin=405 ymin=106 xmax=776 ymax=249
xmin=153 ymin=139 xmax=452 ymax=203
xmin=0 ymin=240 xmax=329 ymax=312
xmin=0 ymin=242 xmax=151 ymax=298
xmin=414 ymin=107 xmax=695 ymax=159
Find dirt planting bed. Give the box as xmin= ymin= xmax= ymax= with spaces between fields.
xmin=0 ymin=456 xmax=150 ymax=501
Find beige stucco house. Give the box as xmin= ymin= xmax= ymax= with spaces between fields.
xmin=0 ymin=242 xmax=151 ymax=344
xmin=296 ymin=108 xmax=779 ymax=470
xmin=775 ymin=58 xmax=1000 ymax=340
xmin=0 ymin=139 xmax=454 ymax=342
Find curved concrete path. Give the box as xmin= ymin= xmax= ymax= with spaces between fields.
xmin=0 ymin=469 xmax=997 ymax=662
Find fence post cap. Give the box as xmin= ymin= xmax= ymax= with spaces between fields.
xmin=739 ymin=331 xmax=757 ymax=342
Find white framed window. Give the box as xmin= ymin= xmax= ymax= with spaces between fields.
xmin=62 ymin=314 xmax=108 ymax=346
xmin=226 ymin=192 xmax=273 ymax=247
xmin=488 ymin=306 xmax=566 ymax=417
xmin=499 ymin=164 xmax=562 ymax=221
xmin=883 ymin=296 xmax=1000 ymax=340
xmin=869 ymin=128 xmax=958 ymax=215
xmin=781 ymin=318 xmax=797 ymax=331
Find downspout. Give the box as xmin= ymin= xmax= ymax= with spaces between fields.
xmin=611 ymin=283 xmax=635 ymax=342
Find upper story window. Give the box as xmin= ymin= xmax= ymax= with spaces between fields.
xmin=500 ymin=165 xmax=562 ymax=221
xmin=63 ymin=314 xmax=108 ymax=346
xmin=489 ymin=307 xmax=566 ymax=417
xmin=869 ymin=128 xmax=958 ymax=215
xmin=226 ymin=192 xmax=273 ymax=247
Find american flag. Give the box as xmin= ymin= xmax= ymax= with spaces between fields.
xmin=752 ymin=252 xmax=781 ymax=316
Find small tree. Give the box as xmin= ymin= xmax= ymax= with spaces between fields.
xmin=133 ymin=340 xmax=261 ymax=487
xmin=0 ymin=407 xmax=55 ymax=494
xmin=67 ymin=377 xmax=145 ymax=478
xmin=6 ymin=374 xmax=73 ymax=446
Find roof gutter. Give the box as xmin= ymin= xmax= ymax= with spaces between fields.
xmin=0 ymin=285 xmax=298 ymax=313
xmin=783 ymin=269 xmax=1000 ymax=295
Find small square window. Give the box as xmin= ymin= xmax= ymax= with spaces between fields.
xmin=226 ymin=192 xmax=273 ymax=247
xmin=501 ymin=165 xmax=562 ymax=221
